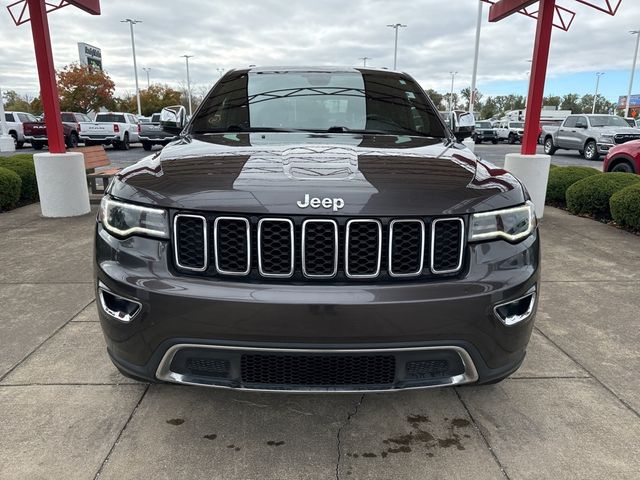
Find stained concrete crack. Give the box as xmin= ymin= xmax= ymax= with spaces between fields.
xmin=335 ymin=394 xmax=365 ymax=480
xmin=454 ymin=388 xmax=511 ymax=480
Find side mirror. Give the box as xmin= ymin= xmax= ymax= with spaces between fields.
xmin=454 ymin=112 xmax=476 ymax=141
xmin=160 ymin=105 xmax=187 ymax=134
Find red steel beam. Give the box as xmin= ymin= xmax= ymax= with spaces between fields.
xmin=522 ymin=0 xmax=556 ymax=155
xmin=67 ymin=0 xmax=100 ymax=14
xmin=27 ymin=0 xmax=65 ymax=153
xmin=488 ymin=0 xmax=539 ymax=22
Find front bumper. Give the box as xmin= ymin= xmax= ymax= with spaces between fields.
xmin=597 ymin=142 xmax=615 ymax=154
xmin=95 ymin=225 xmax=540 ymax=391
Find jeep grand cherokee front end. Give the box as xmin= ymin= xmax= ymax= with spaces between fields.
xmin=95 ymin=67 xmax=540 ymax=392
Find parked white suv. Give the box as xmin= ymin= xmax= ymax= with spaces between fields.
xmin=495 ymin=120 xmax=525 ymax=144
xmin=3 ymin=111 xmax=38 ymax=148
xmin=79 ymin=112 xmax=140 ymax=150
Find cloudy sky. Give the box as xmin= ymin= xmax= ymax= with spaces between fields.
xmin=1 ymin=0 xmax=639 ymax=103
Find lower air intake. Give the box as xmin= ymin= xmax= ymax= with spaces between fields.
xmin=241 ymin=354 xmax=396 ymax=387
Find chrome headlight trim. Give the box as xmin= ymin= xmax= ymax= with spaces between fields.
xmin=99 ymin=196 xmax=169 ymax=239
xmin=469 ymin=201 xmax=536 ymax=243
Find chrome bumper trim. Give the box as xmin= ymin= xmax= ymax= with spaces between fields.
xmin=155 ymin=344 xmax=479 ymax=392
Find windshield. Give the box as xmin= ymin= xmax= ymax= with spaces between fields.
xmin=589 ymin=115 xmax=629 ymax=127
xmin=476 ymin=121 xmax=492 ymax=128
xmin=96 ymin=114 xmax=125 ymax=123
xmin=191 ymin=70 xmax=446 ymax=138
xmin=509 ymin=122 xmax=524 ymax=128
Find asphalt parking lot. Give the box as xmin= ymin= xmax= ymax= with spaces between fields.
xmin=0 ymin=202 xmax=638 ymax=479
xmin=3 ymin=141 xmax=606 ymax=171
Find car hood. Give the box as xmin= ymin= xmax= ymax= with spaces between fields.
xmin=109 ymin=133 xmax=525 ymax=216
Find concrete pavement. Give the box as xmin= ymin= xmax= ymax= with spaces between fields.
xmin=0 ymin=204 xmax=638 ymax=479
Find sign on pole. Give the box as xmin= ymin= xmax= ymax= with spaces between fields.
xmin=78 ymin=42 xmax=102 ymax=70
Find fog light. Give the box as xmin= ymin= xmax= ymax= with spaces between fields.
xmin=494 ymin=289 xmax=536 ymax=326
xmin=98 ymin=283 xmax=141 ymax=323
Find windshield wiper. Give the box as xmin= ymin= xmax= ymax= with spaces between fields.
xmin=322 ymin=125 xmax=439 ymax=138
xmin=192 ymin=126 xmax=302 ymax=134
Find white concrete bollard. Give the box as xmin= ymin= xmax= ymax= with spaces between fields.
xmin=0 ymin=135 xmax=15 ymax=153
xmin=504 ymin=153 xmax=551 ymax=219
xmin=462 ymin=137 xmax=475 ymax=153
xmin=33 ymin=152 xmax=90 ymax=218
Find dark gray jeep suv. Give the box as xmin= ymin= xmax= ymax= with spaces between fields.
xmin=95 ymin=67 xmax=540 ymax=392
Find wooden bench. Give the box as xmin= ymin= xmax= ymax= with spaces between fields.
xmin=70 ymin=146 xmax=121 ymax=194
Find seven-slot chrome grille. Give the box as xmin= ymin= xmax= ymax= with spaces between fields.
xmin=173 ymin=214 xmax=465 ymax=281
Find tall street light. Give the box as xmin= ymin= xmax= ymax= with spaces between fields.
xmin=142 ymin=67 xmax=151 ymax=89
xmin=592 ymin=72 xmax=605 ymax=114
xmin=182 ymin=55 xmax=194 ymax=116
xmin=121 ymin=19 xmax=142 ymax=116
xmin=449 ymin=71 xmax=458 ymax=112
xmin=387 ymin=23 xmax=407 ymax=70
xmin=624 ymin=30 xmax=640 ymax=118
xmin=359 ymin=56 xmax=372 ymax=67
xmin=470 ymin=0 xmax=483 ymax=114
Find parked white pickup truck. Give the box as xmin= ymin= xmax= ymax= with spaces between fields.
xmin=3 ymin=111 xmax=38 ymax=148
xmin=79 ymin=112 xmax=140 ymax=150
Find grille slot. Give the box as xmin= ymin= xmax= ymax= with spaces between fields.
xmin=258 ymin=219 xmax=294 ymax=278
xmin=241 ymin=354 xmax=396 ymax=386
xmin=345 ymin=220 xmax=382 ymax=278
xmin=173 ymin=214 xmax=207 ymax=271
xmin=389 ymin=220 xmax=425 ymax=277
xmin=214 ymin=217 xmax=250 ymax=275
xmin=431 ymin=218 xmax=464 ymax=274
xmin=302 ymin=219 xmax=338 ymax=278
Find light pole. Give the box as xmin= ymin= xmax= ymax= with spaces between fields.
xmin=449 ymin=71 xmax=458 ymax=112
xmin=592 ymin=72 xmax=605 ymax=114
xmin=182 ymin=55 xmax=194 ymax=116
xmin=624 ymin=30 xmax=639 ymax=118
xmin=121 ymin=19 xmax=142 ymax=116
xmin=470 ymin=0 xmax=483 ymax=114
xmin=359 ymin=56 xmax=372 ymax=67
xmin=142 ymin=67 xmax=151 ymax=89
xmin=386 ymin=23 xmax=407 ymax=70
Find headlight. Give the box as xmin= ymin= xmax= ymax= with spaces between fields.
xmin=469 ymin=201 xmax=536 ymax=242
xmin=598 ymin=134 xmax=615 ymax=143
xmin=98 ymin=196 xmax=169 ymax=238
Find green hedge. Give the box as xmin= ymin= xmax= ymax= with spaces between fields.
xmin=546 ymin=166 xmax=601 ymax=205
xmin=610 ymin=182 xmax=640 ymax=230
xmin=566 ymin=172 xmax=640 ymax=219
xmin=0 ymin=166 xmax=22 ymax=210
xmin=0 ymin=155 xmax=38 ymax=201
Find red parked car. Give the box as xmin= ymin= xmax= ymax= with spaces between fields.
xmin=603 ymin=140 xmax=640 ymax=174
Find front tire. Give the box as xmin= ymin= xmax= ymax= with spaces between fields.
xmin=120 ymin=133 xmax=130 ymax=150
xmin=31 ymin=141 xmax=44 ymax=150
xmin=491 ymin=138 xmax=498 ymax=144
xmin=583 ymin=140 xmax=599 ymax=161
xmin=66 ymin=133 xmax=79 ymax=149
xmin=610 ymin=160 xmax=635 ymax=173
xmin=10 ymin=132 xmax=24 ymax=149
xmin=544 ymin=137 xmax=557 ymax=155
xmin=508 ymin=133 xmax=516 ymax=144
